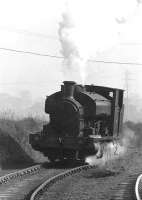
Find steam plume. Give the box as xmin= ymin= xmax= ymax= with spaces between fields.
xmin=59 ymin=0 xmax=142 ymax=84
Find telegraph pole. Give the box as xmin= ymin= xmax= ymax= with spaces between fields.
xmin=125 ymin=70 xmax=129 ymax=119
xmin=124 ymin=70 xmax=134 ymax=121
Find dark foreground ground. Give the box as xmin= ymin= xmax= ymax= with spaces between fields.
xmin=0 ymin=120 xmax=142 ymax=199
xmin=40 ymin=133 xmax=142 ymax=200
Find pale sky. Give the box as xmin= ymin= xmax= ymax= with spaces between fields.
xmin=0 ymin=0 xmax=142 ymax=99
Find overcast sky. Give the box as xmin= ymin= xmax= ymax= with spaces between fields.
xmin=0 ymin=0 xmax=142 ymax=99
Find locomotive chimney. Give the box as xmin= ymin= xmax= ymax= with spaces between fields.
xmin=63 ymin=81 xmax=76 ymax=99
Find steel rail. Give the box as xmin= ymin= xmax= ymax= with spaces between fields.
xmin=111 ymin=172 xmax=141 ymax=200
xmin=30 ymin=164 xmax=95 ymax=200
xmin=135 ymin=174 xmax=142 ymax=200
xmin=0 ymin=164 xmax=41 ymax=185
xmin=29 ymin=165 xmax=142 ymax=200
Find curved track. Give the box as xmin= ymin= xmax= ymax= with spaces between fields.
xmin=0 ymin=163 xmax=68 ymax=199
xmin=30 ymin=164 xmax=94 ymax=200
xmin=0 ymin=161 xmax=86 ymax=199
xmin=0 ymin=162 xmax=141 ymax=200
xmin=111 ymin=172 xmax=139 ymax=200
xmin=0 ymin=165 xmax=41 ymax=185
xmin=135 ymin=174 xmax=142 ymax=200
xmin=30 ymin=165 xmax=142 ymax=200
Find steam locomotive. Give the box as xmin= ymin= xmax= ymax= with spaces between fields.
xmin=29 ymin=81 xmax=124 ymax=162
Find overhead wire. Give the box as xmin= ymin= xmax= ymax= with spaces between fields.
xmin=0 ymin=47 xmax=142 ymax=66
xmin=0 ymin=47 xmax=63 ymax=58
xmin=0 ymin=27 xmax=141 ymax=65
xmin=88 ymin=59 xmax=142 ymax=66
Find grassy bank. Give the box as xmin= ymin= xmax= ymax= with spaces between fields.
xmin=0 ymin=117 xmax=47 ymax=169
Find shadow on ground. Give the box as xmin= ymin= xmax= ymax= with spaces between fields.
xmin=82 ymin=167 xmax=121 ymax=179
xmin=42 ymin=160 xmax=86 ymax=169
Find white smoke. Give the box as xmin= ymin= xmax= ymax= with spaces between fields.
xmin=59 ymin=0 xmax=142 ymax=84
xmin=85 ymin=128 xmax=136 ymax=167
xmin=58 ymin=11 xmax=88 ymax=84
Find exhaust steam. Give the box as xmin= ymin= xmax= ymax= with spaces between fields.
xmin=59 ymin=0 xmax=142 ymax=84
xmin=85 ymin=128 xmax=136 ymax=169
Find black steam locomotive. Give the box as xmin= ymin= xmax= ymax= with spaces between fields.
xmin=29 ymin=81 xmax=124 ymax=162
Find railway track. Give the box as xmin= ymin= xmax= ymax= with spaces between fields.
xmin=30 ymin=164 xmax=94 ymax=200
xmin=29 ymin=165 xmax=142 ymax=200
xmin=0 ymin=163 xmax=69 ymax=200
xmin=0 ymin=165 xmax=41 ymax=185
xmin=0 ymin=164 xmax=42 ymax=199
xmin=135 ymin=173 xmax=142 ymax=200
xmin=0 ymin=161 xmax=86 ymax=199
xmin=110 ymin=172 xmax=139 ymax=200
xmin=0 ymin=161 xmax=141 ymax=200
